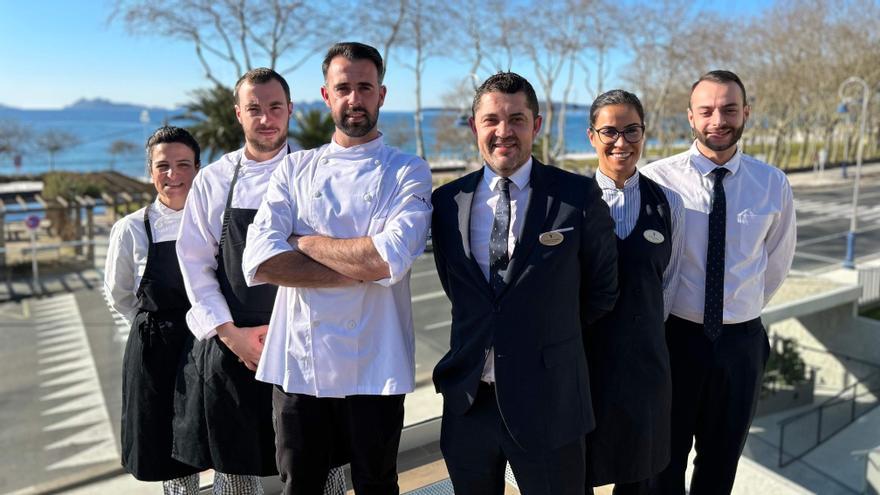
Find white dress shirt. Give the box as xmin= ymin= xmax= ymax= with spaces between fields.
xmin=242 ymin=136 xmax=432 ymax=397
xmin=104 ymin=199 xmax=182 ymax=324
xmin=176 ymin=145 xmax=288 ymax=340
xmin=594 ymin=168 xmax=685 ymax=318
xmin=640 ymin=142 xmax=796 ymax=325
xmin=470 ymin=159 xmax=532 ymax=382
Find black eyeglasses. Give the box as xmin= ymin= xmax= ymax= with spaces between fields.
xmin=590 ymin=124 xmax=645 ymax=144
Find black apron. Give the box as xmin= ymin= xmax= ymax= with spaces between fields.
xmin=121 ymin=207 xmax=200 ymax=481
xmin=172 ymin=156 xmax=278 ymax=476
xmin=585 ymin=174 xmax=673 ymax=485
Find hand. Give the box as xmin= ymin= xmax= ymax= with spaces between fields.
xmin=215 ymin=322 xmax=269 ymax=371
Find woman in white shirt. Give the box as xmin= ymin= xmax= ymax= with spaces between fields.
xmin=103 ymin=126 xmax=201 ymax=493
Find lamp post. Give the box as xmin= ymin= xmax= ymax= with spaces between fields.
xmin=837 ymin=77 xmax=870 ymax=269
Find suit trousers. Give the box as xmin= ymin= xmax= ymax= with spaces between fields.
xmin=272 ymin=387 xmax=405 ymax=495
xmin=442 ymin=382 xmax=586 ymax=495
xmin=652 ymin=316 xmax=770 ymax=495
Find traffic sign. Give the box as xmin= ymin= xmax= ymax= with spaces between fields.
xmin=25 ymin=215 xmax=41 ymax=230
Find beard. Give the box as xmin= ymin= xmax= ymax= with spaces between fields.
xmin=693 ymin=122 xmax=745 ymax=153
xmin=334 ymin=105 xmax=379 ymax=138
xmin=246 ymin=125 xmax=289 ymax=154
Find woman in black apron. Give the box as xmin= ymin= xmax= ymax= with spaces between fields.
xmin=583 ymin=90 xmax=683 ymax=494
xmin=106 ymin=126 xmax=202 ymax=493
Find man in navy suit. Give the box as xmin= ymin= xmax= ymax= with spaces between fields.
xmin=431 ymin=72 xmax=619 ymax=495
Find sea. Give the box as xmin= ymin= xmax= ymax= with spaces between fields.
xmin=0 ymin=103 xmax=598 ymax=179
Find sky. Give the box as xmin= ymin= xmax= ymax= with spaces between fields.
xmin=0 ymin=0 xmax=767 ymax=112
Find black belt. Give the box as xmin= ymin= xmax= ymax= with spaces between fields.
xmin=668 ymin=314 xmax=762 ymax=334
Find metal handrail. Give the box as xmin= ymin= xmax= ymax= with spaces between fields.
xmin=778 ymin=371 xmax=880 ymax=467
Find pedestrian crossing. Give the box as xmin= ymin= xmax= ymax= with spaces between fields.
xmin=34 ymin=294 xmax=119 ymax=471
xmin=794 ymin=198 xmax=880 ymax=227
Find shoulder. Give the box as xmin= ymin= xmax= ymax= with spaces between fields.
xmin=433 ymin=168 xmax=480 ymax=203
xmin=109 ymin=206 xmax=147 ymax=241
xmin=194 ymin=151 xmax=238 ymax=189
xmin=383 ymin=145 xmax=431 ymax=176
xmin=280 ymin=145 xmax=328 ymax=174
xmin=640 ymin=150 xmax=691 ymax=179
xmin=742 ymin=153 xmax=790 ymax=188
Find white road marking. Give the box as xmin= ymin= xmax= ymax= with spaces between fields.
xmin=411 ymin=290 xmax=447 ymax=303
xmin=32 ymin=294 xmax=118 ymax=471
xmin=424 ymin=320 xmax=452 ymax=331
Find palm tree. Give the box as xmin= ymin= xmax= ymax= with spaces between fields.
xmin=290 ymin=109 xmax=335 ymax=150
xmin=180 ymin=85 xmax=243 ymax=161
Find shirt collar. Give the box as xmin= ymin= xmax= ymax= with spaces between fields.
xmin=325 ymin=133 xmax=385 ymax=158
xmin=688 ymin=140 xmax=742 ymax=178
xmin=482 ymin=157 xmax=532 ymax=192
xmin=152 ymin=197 xmax=181 ymax=215
xmin=595 ymin=168 xmax=640 ymax=191
xmin=240 ymin=143 xmax=288 ymax=167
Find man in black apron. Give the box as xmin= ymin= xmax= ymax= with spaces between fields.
xmin=104 ymin=126 xmax=203 ymax=493
xmin=582 ymin=91 xmax=684 ymax=495
xmin=174 ymin=68 xmax=345 ymax=494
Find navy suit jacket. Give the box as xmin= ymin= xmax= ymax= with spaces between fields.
xmin=431 ymin=159 xmax=618 ymax=453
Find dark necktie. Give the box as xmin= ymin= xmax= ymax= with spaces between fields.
xmin=489 ymin=178 xmax=512 ymax=295
xmin=704 ymin=167 xmax=728 ymax=341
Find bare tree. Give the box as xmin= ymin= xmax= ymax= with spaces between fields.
xmin=0 ymin=120 xmax=31 ymax=159
xmin=108 ymin=140 xmax=139 ymax=170
xmin=112 ymin=0 xmax=336 ymax=84
xmin=37 ymin=130 xmax=80 ymax=171
xmin=395 ymin=0 xmax=453 ymax=159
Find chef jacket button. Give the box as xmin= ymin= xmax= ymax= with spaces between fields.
xmin=314 ymin=191 xmax=322 ymax=198
xmin=374 ymin=159 xmax=381 ymax=165
xmin=346 ymin=320 xmax=356 ymax=329
xmin=364 ymin=192 xmax=373 ymax=202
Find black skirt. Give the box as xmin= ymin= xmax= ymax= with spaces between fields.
xmin=121 ymin=310 xmax=200 ymax=481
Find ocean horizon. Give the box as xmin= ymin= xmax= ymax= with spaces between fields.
xmin=0 ymin=103 xmax=598 ymax=179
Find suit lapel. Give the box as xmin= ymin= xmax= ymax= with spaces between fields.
xmin=500 ymin=159 xmax=552 ymax=296
xmin=453 ymin=170 xmax=491 ymax=292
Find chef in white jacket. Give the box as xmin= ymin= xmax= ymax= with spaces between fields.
xmin=242 ymin=42 xmax=432 ymax=495
xmin=173 ymin=68 xmax=344 ymax=494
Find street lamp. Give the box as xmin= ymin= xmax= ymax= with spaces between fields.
xmin=837 ymin=76 xmax=870 ymax=269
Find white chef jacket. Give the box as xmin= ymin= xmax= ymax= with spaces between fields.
xmin=640 ymin=142 xmax=796 ymax=325
xmin=470 ymin=160 xmax=532 ymax=383
xmin=104 ymin=199 xmax=183 ymax=324
xmin=176 ymin=145 xmax=289 ymax=340
xmin=242 ymin=136 xmax=432 ymax=397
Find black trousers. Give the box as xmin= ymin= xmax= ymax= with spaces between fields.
xmin=272 ymin=387 xmax=405 ymax=495
xmin=442 ymin=382 xmax=586 ymax=495
xmin=652 ymin=316 xmax=770 ymax=495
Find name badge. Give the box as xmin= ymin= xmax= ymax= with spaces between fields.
xmin=643 ymin=229 xmax=665 ymax=244
xmin=539 ymin=231 xmax=565 ymax=246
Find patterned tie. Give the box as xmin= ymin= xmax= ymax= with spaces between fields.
xmin=704 ymin=167 xmax=728 ymax=341
xmin=489 ymin=178 xmax=512 ymax=295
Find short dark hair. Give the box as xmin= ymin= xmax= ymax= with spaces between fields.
xmin=322 ymin=42 xmax=385 ymax=84
xmin=589 ymin=89 xmax=645 ymax=126
xmin=234 ymin=67 xmax=291 ymax=104
xmin=472 ymin=72 xmax=540 ymax=119
xmin=146 ymin=126 xmax=200 ymax=171
xmin=689 ymin=70 xmax=747 ymax=108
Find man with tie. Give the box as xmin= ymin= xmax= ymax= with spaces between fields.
xmin=431 ymin=72 xmax=619 ymax=495
xmin=641 ymin=70 xmax=796 ymax=494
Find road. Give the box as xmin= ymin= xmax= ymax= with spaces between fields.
xmin=2 ymin=172 xmax=879 ymax=493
